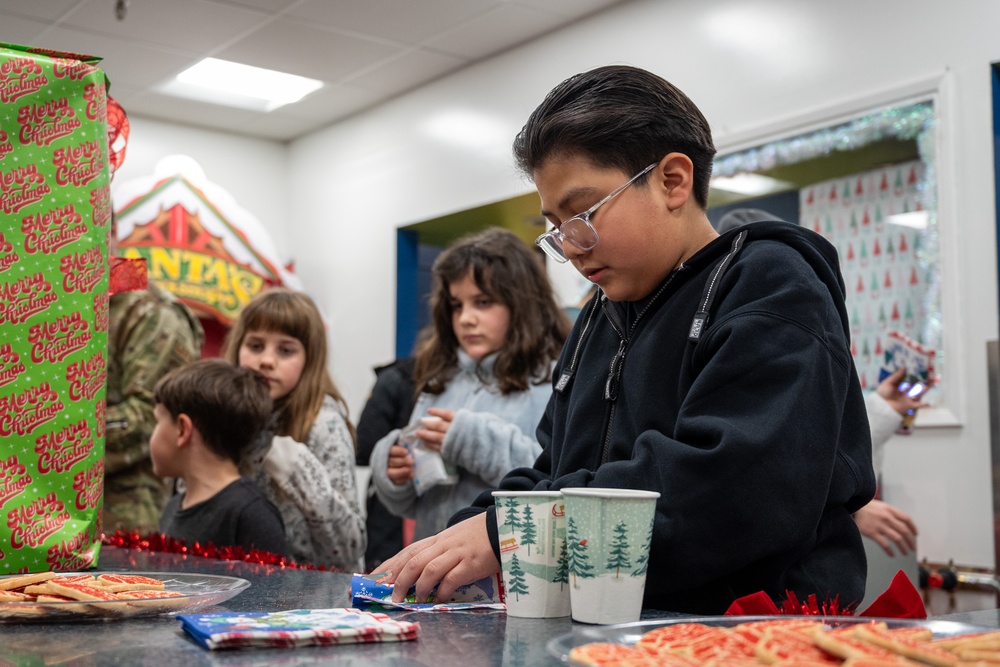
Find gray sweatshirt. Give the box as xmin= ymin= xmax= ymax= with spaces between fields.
xmin=371 ymin=350 xmax=551 ymax=541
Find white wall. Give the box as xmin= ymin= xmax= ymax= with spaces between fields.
xmin=129 ymin=0 xmax=1000 ymax=570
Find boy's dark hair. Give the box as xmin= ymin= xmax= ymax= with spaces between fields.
xmin=153 ymin=359 xmax=272 ymax=464
xmin=413 ymin=227 xmax=569 ymax=396
xmin=513 ymin=65 xmax=717 ymax=208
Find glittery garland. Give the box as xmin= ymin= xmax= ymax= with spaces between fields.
xmin=780 ymin=591 xmax=852 ymax=616
xmin=715 ymin=101 xmax=943 ymax=383
xmin=101 ymin=531 xmax=339 ymax=572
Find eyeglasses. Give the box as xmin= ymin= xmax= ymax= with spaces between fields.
xmin=535 ymin=161 xmax=658 ymax=263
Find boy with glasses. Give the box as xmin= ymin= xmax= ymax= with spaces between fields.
xmin=380 ymin=65 xmax=875 ymax=614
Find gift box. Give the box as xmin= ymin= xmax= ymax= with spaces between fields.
xmin=0 ymin=42 xmax=114 ymax=573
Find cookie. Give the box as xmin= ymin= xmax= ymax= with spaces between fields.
xmin=0 ymin=590 xmax=35 ymax=602
xmin=568 ymin=642 xmax=648 ymax=666
xmin=854 ymin=624 xmax=959 ymax=667
xmin=754 ymin=627 xmax=839 ymax=665
xmin=0 ymin=570 xmax=56 ymax=591
xmin=46 ymin=580 xmax=121 ymax=602
xmin=116 ymin=589 xmax=187 ymax=611
xmin=35 ymin=593 xmax=100 ymax=615
xmin=95 ymin=574 xmax=165 ymax=593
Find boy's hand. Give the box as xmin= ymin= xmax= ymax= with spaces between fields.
xmin=387 ymin=445 xmax=414 ymax=485
xmin=380 ymin=512 xmax=500 ymax=603
xmin=415 ymin=409 xmax=454 ymax=453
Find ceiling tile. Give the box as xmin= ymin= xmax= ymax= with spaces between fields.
xmin=0 ymin=12 xmax=51 ymax=46
xmin=61 ymin=0 xmax=268 ymax=53
xmin=241 ymin=113 xmax=326 ymax=141
xmin=123 ymin=91 xmax=266 ymax=134
xmin=286 ymin=0 xmax=500 ymax=45
xmin=278 ymin=84 xmax=387 ymax=122
xmin=348 ymin=48 xmax=466 ymax=95
xmin=3 ymin=0 xmax=625 ymax=140
xmin=509 ymin=0 xmax=628 ymax=18
xmin=204 ymin=0 xmax=299 ymax=13
xmin=0 ymin=0 xmax=81 ymax=22
xmin=40 ymin=27 xmax=199 ymax=89
xmin=215 ymin=19 xmax=400 ymax=82
xmin=422 ymin=4 xmax=569 ymax=60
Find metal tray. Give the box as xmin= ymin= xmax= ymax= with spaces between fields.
xmin=548 ymin=615 xmax=994 ymax=664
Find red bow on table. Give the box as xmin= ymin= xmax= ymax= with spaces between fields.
xmin=724 ymin=571 xmax=926 ymax=619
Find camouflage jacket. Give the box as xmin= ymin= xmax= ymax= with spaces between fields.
xmin=104 ymin=281 xmax=203 ymax=532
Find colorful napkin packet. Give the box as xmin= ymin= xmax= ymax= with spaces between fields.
xmin=178 ymin=607 xmax=419 ymax=650
xmin=350 ymin=572 xmax=505 ymax=611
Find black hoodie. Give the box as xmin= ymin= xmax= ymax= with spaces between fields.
xmin=454 ymin=220 xmax=876 ymax=614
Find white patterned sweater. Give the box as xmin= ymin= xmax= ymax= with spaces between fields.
xmin=246 ymin=395 xmax=366 ymax=572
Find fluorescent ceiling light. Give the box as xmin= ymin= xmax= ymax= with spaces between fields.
xmin=710 ymin=173 xmax=794 ymax=196
xmin=886 ymin=211 xmax=929 ymax=230
xmin=162 ymin=58 xmax=322 ymax=112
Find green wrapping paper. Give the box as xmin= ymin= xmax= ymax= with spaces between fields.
xmin=0 ymin=42 xmax=111 ymax=573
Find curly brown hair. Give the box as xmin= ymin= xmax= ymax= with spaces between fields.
xmin=413 ymin=227 xmax=569 ymax=396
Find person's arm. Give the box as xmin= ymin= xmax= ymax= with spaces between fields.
xmin=439 ymin=410 xmax=542 ymax=486
xmin=866 ymin=390 xmax=902 ymax=478
xmin=385 ymin=388 xmax=561 ymax=602
xmin=105 ymin=297 xmax=200 ymax=474
xmin=854 ymin=499 xmax=918 ymax=557
xmin=370 ymin=427 xmax=420 ymax=518
xmin=262 ymin=405 xmax=366 ymax=571
xmin=380 ymin=512 xmax=499 ymax=603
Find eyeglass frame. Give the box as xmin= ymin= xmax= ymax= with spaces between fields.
xmin=534 ymin=161 xmax=659 ymax=263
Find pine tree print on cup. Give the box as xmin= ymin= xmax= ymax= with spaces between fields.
xmin=606 ymin=520 xmax=631 ymax=577
xmin=492 ymin=490 xmax=570 ymax=618
xmin=506 ymin=553 xmax=529 ymax=601
xmin=566 ymin=516 xmax=594 ymax=588
xmin=560 ymin=488 xmax=660 ymax=624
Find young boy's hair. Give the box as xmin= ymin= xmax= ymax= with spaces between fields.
xmin=413 ymin=227 xmax=569 ymax=396
xmin=222 ymin=288 xmax=355 ymax=446
xmin=512 ymin=64 xmax=717 ymax=209
xmin=153 ymin=359 xmax=272 ymax=464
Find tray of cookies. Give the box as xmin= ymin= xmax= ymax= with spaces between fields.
xmin=548 ymin=615 xmax=998 ymax=666
xmin=0 ymin=570 xmax=250 ymax=622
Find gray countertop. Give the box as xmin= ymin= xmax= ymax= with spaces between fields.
xmin=0 ymin=546 xmax=600 ymax=666
xmin=2 ymin=546 xmax=998 ymax=666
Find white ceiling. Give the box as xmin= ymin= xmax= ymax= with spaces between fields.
xmin=0 ymin=0 xmax=628 ymax=142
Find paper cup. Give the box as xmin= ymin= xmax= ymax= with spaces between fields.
xmin=560 ymin=488 xmax=660 ymax=624
xmin=492 ymin=491 xmax=570 ymax=618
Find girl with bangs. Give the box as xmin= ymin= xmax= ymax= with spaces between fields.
xmin=224 ymin=288 xmax=365 ymax=571
xmin=371 ymin=227 xmax=570 ymax=542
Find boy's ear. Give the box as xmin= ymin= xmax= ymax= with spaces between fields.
xmin=175 ymin=414 xmax=194 ymax=448
xmin=653 ymin=152 xmax=695 ymax=211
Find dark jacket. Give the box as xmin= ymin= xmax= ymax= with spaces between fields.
xmin=356 ymin=358 xmax=416 ymax=466
xmin=454 ymin=220 xmax=875 ymax=614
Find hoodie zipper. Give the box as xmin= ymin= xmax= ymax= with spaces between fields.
xmin=554 ymin=289 xmax=602 ymax=394
xmin=598 ymin=268 xmax=684 ymax=465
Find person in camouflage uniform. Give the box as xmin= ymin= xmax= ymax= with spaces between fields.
xmin=104 ymin=278 xmax=204 ymax=534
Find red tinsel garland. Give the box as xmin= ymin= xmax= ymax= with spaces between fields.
xmin=102 ymin=531 xmax=340 ymax=572
xmin=780 ymin=591 xmax=851 ymax=616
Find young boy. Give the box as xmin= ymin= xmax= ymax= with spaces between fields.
xmin=380 ymin=65 xmax=876 ymax=614
xmin=153 ymin=359 xmax=289 ymax=557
